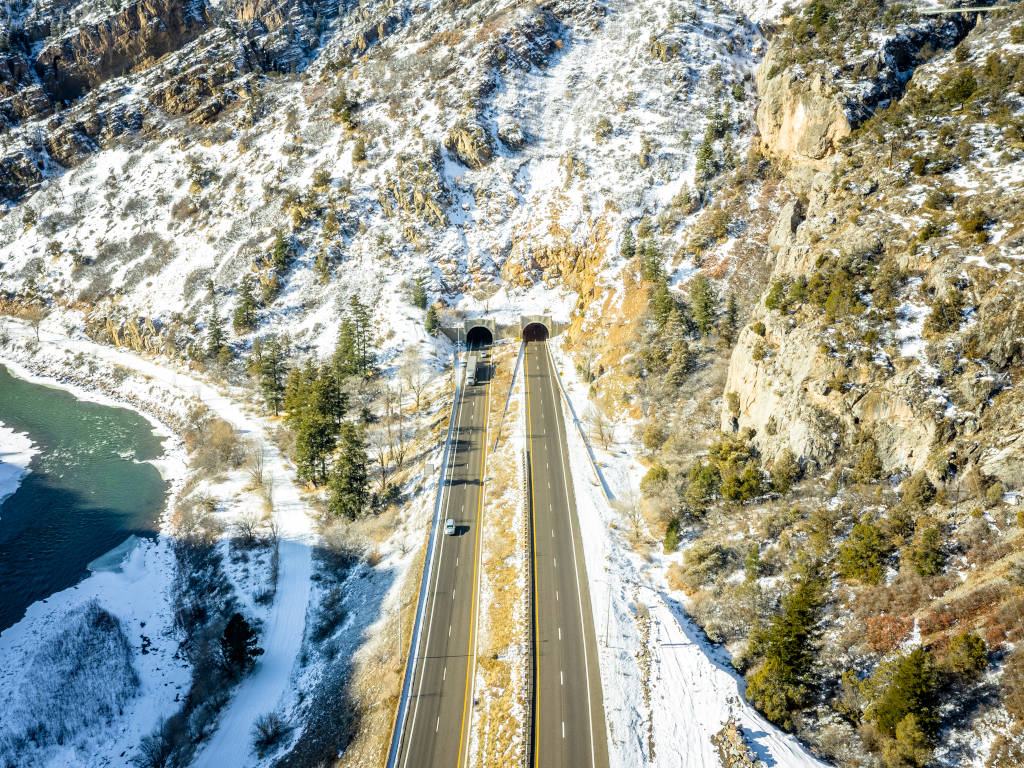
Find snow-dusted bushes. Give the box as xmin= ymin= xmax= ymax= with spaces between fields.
xmin=0 ymin=600 xmax=139 ymax=760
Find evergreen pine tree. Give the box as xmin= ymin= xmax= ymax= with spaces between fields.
xmin=349 ymin=295 xmax=374 ymax=373
xmin=695 ymin=127 xmax=717 ymax=183
xmin=352 ymin=137 xmax=368 ymax=163
xmin=745 ymin=577 xmax=823 ymax=728
xmin=651 ymin=283 xmax=676 ymax=331
xmin=333 ymin=315 xmax=359 ymax=379
xmin=620 ymin=228 xmax=636 ymax=260
xmin=206 ymin=295 xmax=226 ymax=359
xmin=328 ymin=422 xmax=369 ymax=518
xmin=233 ymin=275 xmax=259 ymax=334
xmin=221 ymin=613 xmax=263 ymax=674
xmin=269 ymin=231 xmax=292 ymax=274
xmin=691 ymin=275 xmax=717 ymax=336
xmin=837 ymin=517 xmax=892 ymax=585
xmin=255 ymin=336 xmax=287 ymax=415
xmin=872 ymin=648 xmax=939 ymax=737
xmin=425 ymin=304 xmax=440 ymax=336
xmin=411 ymin=277 xmax=428 ymax=310
xmin=641 ymin=242 xmax=665 ymax=283
xmin=295 ymin=407 xmax=336 ymax=484
xmin=719 ymin=294 xmax=738 ymax=345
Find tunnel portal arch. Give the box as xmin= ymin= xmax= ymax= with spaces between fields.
xmin=466 ymin=325 xmax=493 ymax=347
xmin=522 ymin=322 xmax=549 ymax=342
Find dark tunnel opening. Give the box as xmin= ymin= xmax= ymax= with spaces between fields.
xmin=466 ymin=325 xmax=493 ymax=347
xmin=522 ymin=323 xmax=549 ymax=342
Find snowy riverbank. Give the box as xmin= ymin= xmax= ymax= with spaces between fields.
xmin=0 ymin=316 xmax=316 ymax=768
xmin=0 ymin=422 xmax=35 ymax=508
xmin=0 ymin=335 xmax=189 ymax=767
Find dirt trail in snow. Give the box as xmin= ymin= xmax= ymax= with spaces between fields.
xmin=4 ymin=321 xmax=315 ymax=767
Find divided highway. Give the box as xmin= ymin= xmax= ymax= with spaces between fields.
xmin=525 ymin=338 xmax=609 ymax=768
xmin=393 ymin=345 xmax=491 ymax=768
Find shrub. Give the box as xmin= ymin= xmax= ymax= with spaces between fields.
xmin=352 ymin=137 xmax=368 ymax=163
xmin=944 ymin=69 xmax=977 ymax=106
xmin=311 ymin=587 xmax=347 ymax=642
xmin=771 ymin=449 xmax=800 ymax=494
xmin=685 ymin=461 xmax=721 ymax=509
xmin=641 ymin=464 xmax=670 ymax=496
xmin=985 ymin=480 xmax=1005 ymax=507
xmin=837 ymin=518 xmax=892 ymax=584
xmin=663 ymin=517 xmax=680 ymax=553
xmin=1012 ymin=25 xmax=1024 ymax=44
xmin=852 ymin=440 xmax=883 ymax=483
xmin=870 ymin=648 xmax=939 ymax=738
xmin=752 ymin=321 xmax=766 ymax=336
xmin=865 ymin=614 xmax=913 ymax=654
xmin=957 ymin=210 xmax=987 ymax=233
xmin=681 ymin=540 xmax=728 ymax=589
xmin=909 ymin=526 xmax=944 ymax=577
xmin=720 ymin=466 xmax=763 ymax=502
xmin=882 ymin=713 xmax=932 ymax=768
xmin=923 ymin=188 xmax=952 ymax=210
xmin=900 ymin=472 xmax=935 ymax=510
xmin=642 ymin=422 xmax=666 ymax=451
xmin=190 ymin=417 xmax=244 ymax=474
xmin=4 ymin=601 xmax=140 ymax=752
xmin=252 ymin=711 xmax=291 ymax=756
xmin=946 ymin=632 xmax=986 ymax=679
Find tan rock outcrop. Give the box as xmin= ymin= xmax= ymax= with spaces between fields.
xmin=444 ymin=118 xmax=493 ymax=170
xmin=754 ymin=51 xmax=851 ymax=177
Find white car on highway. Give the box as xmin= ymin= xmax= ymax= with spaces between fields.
xmin=444 ymin=518 xmax=456 ymax=535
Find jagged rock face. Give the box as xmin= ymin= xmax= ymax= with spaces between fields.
xmin=755 ymin=15 xmax=973 ymax=184
xmin=0 ymin=151 xmax=43 ymax=201
xmin=445 ymin=118 xmax=493 ymax=170
xmin=754 ymin=58 xmax=852 ymax=173
xmin=35 ymin=0 xmax=212 ymax=103
xmin=721 ymin=305 xmax=937 ymax=473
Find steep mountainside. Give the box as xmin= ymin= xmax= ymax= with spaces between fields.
xmin=2 ymin=1 xmax=1024 ymax=768
xmin=575 ymin=3 xmax=1024 ymax=768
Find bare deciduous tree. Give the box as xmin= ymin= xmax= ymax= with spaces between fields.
xmin=23 ymin=304 xmax=46 ymax=341
xmin=615 ymin=485 xmax=644 ymax=546
xmin=235 ymin=509 xmax=262 ymax=546
xmin=368 ymin=424 xmax=392 ymax=494
xmin=400 ymin=346 xmax=430 ymax=411
xmin=588 ymin=406 xmax=613 ymax=449
xmin=244 ymin=440 xmax=266 ymax=488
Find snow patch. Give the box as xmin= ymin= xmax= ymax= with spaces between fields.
xmin=0 ymin=422 xmax=35 ymax=508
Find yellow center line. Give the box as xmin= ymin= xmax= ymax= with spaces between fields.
xmin=456 ymin=357 xmax=490 ymax=768
xmin=524 ymin=342 xmax=541 ymax=768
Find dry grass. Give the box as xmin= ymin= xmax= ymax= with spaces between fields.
xmin=471 ymin=343 xmax=528 ymax=768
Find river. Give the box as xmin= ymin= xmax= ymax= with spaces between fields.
xmin=0 ymin=364 xmax=167 ymax=632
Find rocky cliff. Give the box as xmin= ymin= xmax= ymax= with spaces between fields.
xmin=755 ymin=7 xmax=973 ymax=185
xmin=725 ymin=4 xmax=1024 ymax=492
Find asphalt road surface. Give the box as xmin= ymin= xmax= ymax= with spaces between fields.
xmin=395 ymin=346 xmax=490 ymax=768
xmin=525 ymin=339 xmax=609 ymax=768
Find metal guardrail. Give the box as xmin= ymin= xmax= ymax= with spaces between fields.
xmin=386 ymin=353 xmax=463 ymax=768
xmin=523 ymin=446 xmax=536 ymax=768
xmin=545 ymin=345 xmax=614 ymax=502
xmin=919 ymin=4 xmax=1015 ymax=14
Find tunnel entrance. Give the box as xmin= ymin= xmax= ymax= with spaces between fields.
xmin=466 ymin=325 xmax=493 ymax=347
xmin=522 ymin=322 xmax=549 ymax=342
